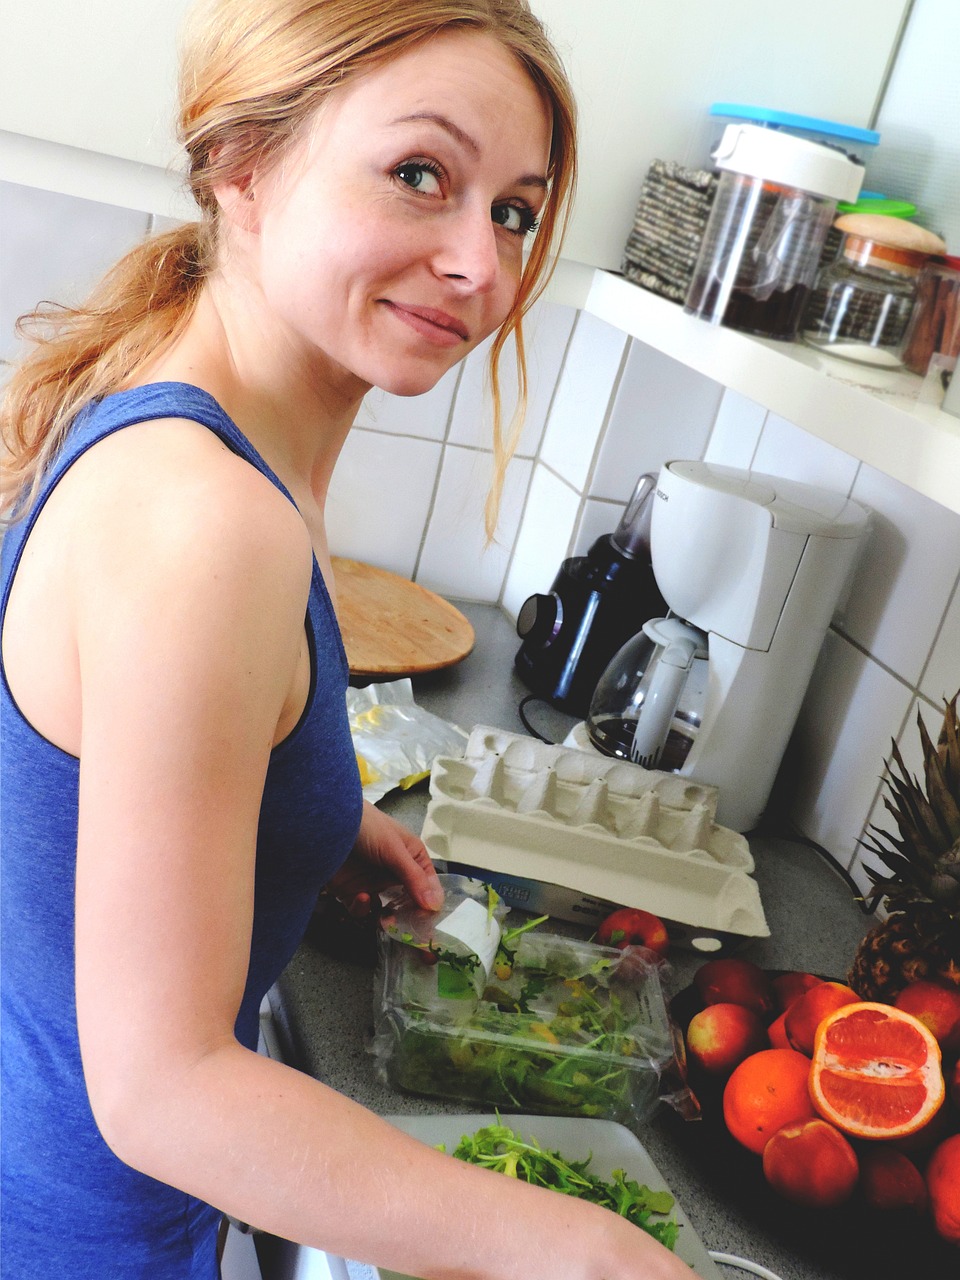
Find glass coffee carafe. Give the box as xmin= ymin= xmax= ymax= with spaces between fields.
xmin=586 ymin=617 xmax=708 ymax=772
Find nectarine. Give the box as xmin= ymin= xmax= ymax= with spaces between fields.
xmin=693 ymin=957 xmax=774 ymax=1019
xmin=784 ymin=981 xmax=860 ymax=1056
xmin=762 ymin=1118 xmax=859 ymax=1208
xmin=685 ymin=1003 xmax=769 ymax=1078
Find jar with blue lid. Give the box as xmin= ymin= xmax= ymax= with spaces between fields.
xmin=708 ymin=104 xmax=880 ymax=166
xmin=684 ymin=124 xmax=864 ymax=340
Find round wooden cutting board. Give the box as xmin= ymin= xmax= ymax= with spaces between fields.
xmin=330 ymin=557 xmax=475 ymax=676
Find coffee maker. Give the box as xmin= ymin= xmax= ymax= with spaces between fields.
xmin=585 ymin=460 xmax=869 ymax=832
xmin=514 ymin=474 xmax=667 ymax=716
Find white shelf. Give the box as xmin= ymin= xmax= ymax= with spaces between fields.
xmin=571 ymin=269 xmax=960 ymax=517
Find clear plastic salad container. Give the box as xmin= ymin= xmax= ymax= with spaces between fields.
xmin=372 ymin=876 xmax=679 ymax=1124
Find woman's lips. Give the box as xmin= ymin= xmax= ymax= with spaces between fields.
xmin=382 ymin=301 xmax=468 ymax=347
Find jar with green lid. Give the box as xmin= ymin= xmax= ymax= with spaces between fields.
xmin=802 ymin=213 xmax=946 ymax=367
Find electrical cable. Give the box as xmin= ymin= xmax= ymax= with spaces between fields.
xmin=708 ymin=1251 xmax=786 ymax=1280
xmin=516 ymin=693 xmax=558 ymax=744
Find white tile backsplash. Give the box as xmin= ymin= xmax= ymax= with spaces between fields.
xmin=571 ymin=497 xmax=624 ymax=558
xmin=588 ymin=339 xmax=722 ymax=501
xmin=919 ymin=576 xmax=960 ymax=705
xmin=1 ymin=180 xmax=151 ymax=362
xmin=325 ymin=429 xmax=441 ymax=579
xmin=415 ymin=445 xmax=531 ymax=603
xmin=447 ymin=301 xmax=576 ymax=457
xmin=502 ymin=463 xmax=581 ymax=620
xmin=842 ymin=464 xmax=960 ymax=687
xmin=355 ymin=366 xmax=460 ymax=441
xmin=787 ymin=632 xmax=914 ymax=869
xmin=849 ymin=696 xmax=946 ymax=900
xmin=751 ymin=412 xmax=860 ymax=496
xmin=703 ymin=389 xmax=766 ymax=469
xmin=538 ymin=311 xmax=628 ymax=491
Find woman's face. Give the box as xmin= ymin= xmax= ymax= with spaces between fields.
xmin=242 ymin=30 xmax=553 ymax=397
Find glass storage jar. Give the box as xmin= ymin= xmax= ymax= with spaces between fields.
xmin=801 ymin=213 xmax=947 ymax=367
xmin=902 ymin=255 xmax=960 ymax=377
xmin=684 ymin=124 xmax=863 ymax=341
xmin=802 ymin=237 xmax=926 ymax=366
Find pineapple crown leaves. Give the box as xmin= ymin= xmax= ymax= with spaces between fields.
xmin=857 ymin=692 xmax=960 ymax=915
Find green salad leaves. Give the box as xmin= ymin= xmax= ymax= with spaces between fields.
xmin=445 ymin=1121 xmax=680 ymax=1251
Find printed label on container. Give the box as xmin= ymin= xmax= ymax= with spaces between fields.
xmin=434 ymin=899 xmax=501 ymax=977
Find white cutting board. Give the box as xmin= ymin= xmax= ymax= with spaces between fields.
xmin=339 ymin=1112 xmax=721 ymax=1280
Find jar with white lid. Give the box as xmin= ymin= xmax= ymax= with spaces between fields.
xmin=801 ymin=214 xmax=947 ymax=367
xmin=684 ymin=125 xmax=864 ymax=340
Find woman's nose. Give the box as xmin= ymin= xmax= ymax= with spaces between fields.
xmin=434 ymin=206 xmax=501 ymax=294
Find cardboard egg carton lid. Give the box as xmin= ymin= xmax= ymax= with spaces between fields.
xmin=422 ymin=727 xmax=768 ymax=942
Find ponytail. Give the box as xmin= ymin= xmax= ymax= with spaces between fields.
xmin=0 ymin=221 xmax=210 ymax=522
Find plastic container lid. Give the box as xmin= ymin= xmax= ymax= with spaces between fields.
xmin=713 ymin=123 xmax=864 ymax=202
xmin=710 ymin=103 xmax=880 ymax=147
xmin=837 ymin=197 xmax=917 ymax=219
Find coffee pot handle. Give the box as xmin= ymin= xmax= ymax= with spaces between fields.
xmin=629 ymin=633 xmax=700 ymax=769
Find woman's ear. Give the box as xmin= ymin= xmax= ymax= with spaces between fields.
xmin=212 ymin=169 xmax=261 ymax=234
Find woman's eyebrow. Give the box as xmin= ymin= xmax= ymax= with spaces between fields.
xmin=391 ymin=111 xmax=548 ymax=191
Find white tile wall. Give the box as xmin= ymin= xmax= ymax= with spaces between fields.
xmin=588 ymin=340 xmax=722 ymax=501
xmin=920 ymin=578 xmax=960 ymax=705
xmin=751 ymin=413 xmax=860 ymax=497
xmin=447 ymin=301 xmax=576 ymax=456
xmin=703 ymin=390 xmax=766 ymax=470
xmin=501 ymin=463 xmax=581 ymax=619
xmin=415 ymin=445 xmax=532 ymax=603
xmin=842 ymin=465 xmax=960 ymax=687
xmin=788 ymin=632 xmax=914 ymax=874
xmin=324 ymin=428 xmax=442 ymax=580
xmin=537 ymin=311 xmax=628 ymax=491
xmin=355 ymin=366 xmax=460 ymax=441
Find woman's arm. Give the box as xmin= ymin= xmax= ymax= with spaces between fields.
xmin=72 ymin=427 xmax=692 ymax=1280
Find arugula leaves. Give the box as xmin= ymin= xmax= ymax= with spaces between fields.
xmin=445 ymin=1121 xmax=680 ymax=1251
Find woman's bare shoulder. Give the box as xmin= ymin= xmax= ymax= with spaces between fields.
xmin=67 ymin=414 xmax=313 ymax=588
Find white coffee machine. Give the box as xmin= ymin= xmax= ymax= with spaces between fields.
xmin=584 ymin=460 xmax=869 ymax=832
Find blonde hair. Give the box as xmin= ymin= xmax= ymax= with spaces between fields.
xmin=0 ymin=0 xmax=577 ymax=533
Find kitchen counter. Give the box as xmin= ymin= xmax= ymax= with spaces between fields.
xmin=271 ymin=602 xmax=954 ymax=1280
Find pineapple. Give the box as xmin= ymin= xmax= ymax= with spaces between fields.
xmin=848 ymin=692 xmax=960 ymax=1001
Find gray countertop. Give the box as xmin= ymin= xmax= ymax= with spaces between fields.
xmin=272 ymin=602 xmax=953 ymax=1280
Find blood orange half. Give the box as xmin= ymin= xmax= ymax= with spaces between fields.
xmin=810 ymin=1002 xmax=945 ymax=1141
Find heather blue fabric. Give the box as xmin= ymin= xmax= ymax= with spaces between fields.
xmin=1 ymin=384 xmax=364 ymax=1278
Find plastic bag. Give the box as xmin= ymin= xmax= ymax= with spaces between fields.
xmin=347 ymin=679 xmax=468 ymax=803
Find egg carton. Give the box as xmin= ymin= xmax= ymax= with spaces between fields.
xmin=422 ymin=727 xmax=769 ymax=951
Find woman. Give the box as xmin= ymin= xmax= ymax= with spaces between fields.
xmin=0 ymin=1 xmax=693 ymax=1277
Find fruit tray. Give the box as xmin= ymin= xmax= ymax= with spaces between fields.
xmin=422 ymin=727 xmax=769 ymax=950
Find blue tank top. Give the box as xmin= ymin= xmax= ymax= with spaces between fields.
xmin=0 ymin=383 xmax=364 ymax=1279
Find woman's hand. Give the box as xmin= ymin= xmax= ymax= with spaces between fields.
xmin=326 ymin=801 xmax=444 ymax=917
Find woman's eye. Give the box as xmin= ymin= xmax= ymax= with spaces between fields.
xmin=395 ymin=162 xmax=442 ymax=196
xmin=492 ymin=203 xmax=539 ymax=236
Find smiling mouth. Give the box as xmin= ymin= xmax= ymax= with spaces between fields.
xmin=383 ymin=301 xmax=469 ymax=345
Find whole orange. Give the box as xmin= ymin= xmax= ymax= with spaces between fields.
xmin=762 ymin=1118 xmax=859 ymax=1207
xmin=926 ymin=1133 xmax=960 ymax=1244
xmin=722 ymin=1048 xmax=817 ymax=1155
xmin=784 ymin=981 xmax=860 ymax=1056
